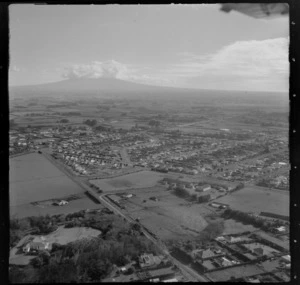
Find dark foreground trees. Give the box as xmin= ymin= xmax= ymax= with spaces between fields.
xmin=9 ymin=212 xmax=161 ymax=283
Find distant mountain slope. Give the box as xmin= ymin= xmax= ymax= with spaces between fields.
xmin=9 ymin=78 xmax=288 ymax=107
xmin=9 ymin=78 xmax=196 ymax=99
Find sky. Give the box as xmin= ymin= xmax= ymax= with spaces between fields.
xmin=9 ymin=4 xmax=289 ymax=91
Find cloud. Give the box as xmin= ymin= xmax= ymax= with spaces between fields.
xmin=62 ymin=60 xmax=134 ymax=80
xmin=61 ymin=59 xmax=176 ymax=87
xmin=167 ymin=37 xmax=289 ymax=91
xmin=203 ymin=37 xmax=289 ymax=77
xmin=60 ymin=38 xmax=288 ymax=91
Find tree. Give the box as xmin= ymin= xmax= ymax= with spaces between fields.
xmin=199 ymin=221 xmax=224 ymax=242
xmin=148 ymin=120 xmax=160 ymax=128
xmin=174 ymin=186 xmax=189 ymax=198
xmin=30 ymin=256 xmax=44 ymax=268
xmin=37 ymin=260 xmax=78 ymax=283
xmin=9 ymin=266 xmax=27 ymax=283
xmin=198 ymin=194 xmax=210 ymax=203
xmin=191 ymin=194 xmax=197 ymax=201
xmin=60 ymin=119 xmax=69 ymax=123
xmin=83 ymin=119 xmax=97 ymax=127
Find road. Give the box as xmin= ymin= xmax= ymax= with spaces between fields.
xmin=42 ymin=149 xmax=226 ymax=281
xmin=98 ymin=193 xmax=209 ymax=282
xmin=42 ymin=150 xmax=209 ymax=281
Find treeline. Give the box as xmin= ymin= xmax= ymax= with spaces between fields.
xmin=61 ymin=112 xmax=81 ymax=116
xmin=221 ymin=208 xmax=287 ymax=231
xmin=222 ymin=208 xmax=266 ymax=228
xmin=173 ymin=187 xmax=211 ymax=203
xmin=10 ymin=215 xmax=59 ymax=247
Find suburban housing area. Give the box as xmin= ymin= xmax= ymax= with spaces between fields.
xmin=9 ymin=87 xmax=290 ymax=282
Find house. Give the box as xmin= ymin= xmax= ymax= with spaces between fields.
xmin=196 ymin=184 xmax=211 ymax=192
xmin=162 ymin=278 xmax=178 ymax=282
xmin=149 ymin=196 xmax=159 ymax=202
xmin=226 ymin=185 xmax=235 ymax=191
xmin=221 ymin=257 xmax=232 ymax=267
xmin=139 ymin=254 xmax=162 ymax=268
xmin=276 ymin=226 xmax=286 ymax=232
xmin=210 ymin=202 xmax=227 ymax=209
xmin=281 ymin=255 xmax=291 ymax=262
xmin=248 ymin=278 xmax=261 ymax=283
xmin=139 ymin=267 xmax=175 ymax=282
xmin=191 ymin=248 xmax=218 ymax=260
xmin=223 ymin=236 xmax=243 ymax=244
xmin=23 ymin=241 xmax=51 ymax=254
xmin=121 ymin=193 xmax=133 ymax=199
xmin=53 ymin=200 xmax=69 ymax=206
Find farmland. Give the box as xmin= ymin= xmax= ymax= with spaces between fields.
xmin=222 ymin=219 xmax=259 ymax=235
xmin=10 ymin=197 xmax=102 ymax=219
xmin=214 ymin=186 xmax=289 ymax=216
xmin=111 ymin=186 xmax=212 ymax=241
xmin=89 ymin=170 xmax=164 ymax=192
xmin=10 ymin=153 xmax=85 ymax=206
xmin=9 ymin=153 xmax=102 ymax=218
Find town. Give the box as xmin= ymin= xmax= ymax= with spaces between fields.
xmin=9 ymin=93 xmax=290 ymax=283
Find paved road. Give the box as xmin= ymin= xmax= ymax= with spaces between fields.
xmin=42 ymin=150 xmax=209 ymax=282
xmin=99 ymin=193 xmax=209 ymax=282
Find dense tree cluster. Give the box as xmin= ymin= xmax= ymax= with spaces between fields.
xmin=27 ymin=215 xmax=58 ymax=235
xmin=83 ymin=119 xmax=97 ymax=127
xmin=148 ymin=119 xmax=160 ymax=127
xmin=198 ymin=194 xmax=211 ymax=203
xmin=173 ymin=186 xmax=189 ymax=198
xmin=10 ymin=211 xmax=161 ymax=283
xmin=222 ymin=208 xmax=266 ymax=229
xmin=198 ymin=221 xmax=224 ymax=243
xmin=10 ymin=218 xmax=30 ymax=247
xmin=95 ymin=125 xmax=110 ymax=132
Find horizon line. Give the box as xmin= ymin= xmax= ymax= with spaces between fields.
xmin=9 ymin=77 xmax=289 ymax=94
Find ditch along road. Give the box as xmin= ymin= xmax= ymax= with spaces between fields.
xmin=42 ymin=151 xmax=209 ymax=282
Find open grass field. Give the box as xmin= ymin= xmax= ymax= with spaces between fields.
xmin=90 ymin=170 xmax=164 ymax=192
xmin=206 ymin=264 xmax=264 ymax=281
xmin=10 ymin=197 xmax=102 ymax=218
xmin=37 ymin=226 xmax=102 ymax=245
xmin=10 ymin=153 xmax=85 ymax=207
xmin=222 ymin=219 xmax=259 ymax=235
xmin=120 ymin=186 xmax=211 ymax=241
xmin=214 ymin=186 xmax=289 ymax=216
